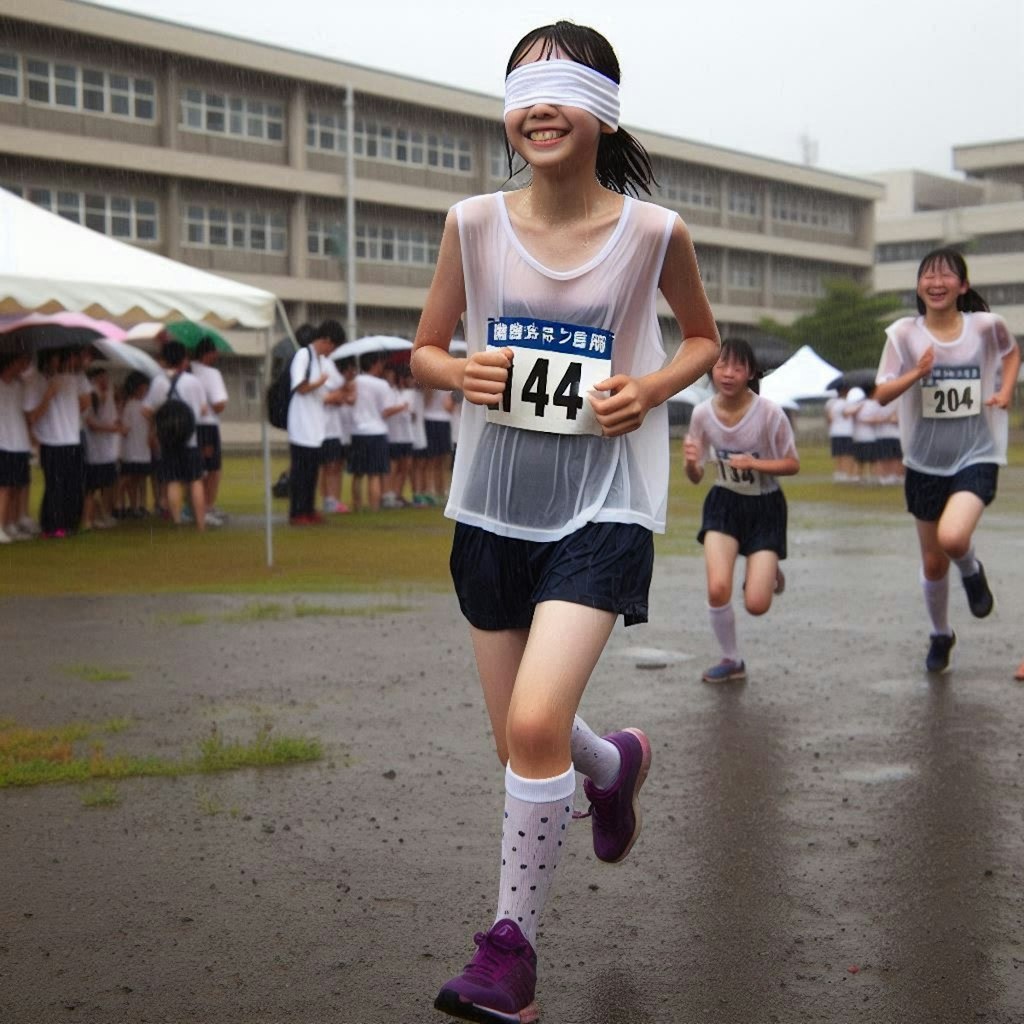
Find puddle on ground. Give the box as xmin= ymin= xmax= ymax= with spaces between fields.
xmin=616 ymin=646 xmax=694 ymax=668
xmin=841 ymin=763 xmax=915 ymax=784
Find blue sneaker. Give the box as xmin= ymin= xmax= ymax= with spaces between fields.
xmin=702 ymin=658 xmax=747 ymax=683
xmin=434 ymin=919 xmax=538 ymax=1023
xmin=962 ymin=562 xmax=994 ymax=618
xmin=926 ymin=632 xmax=956 ymax=674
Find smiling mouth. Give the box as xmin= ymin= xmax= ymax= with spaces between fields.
xmin=528 ymin=130 xmax=567 ymax=142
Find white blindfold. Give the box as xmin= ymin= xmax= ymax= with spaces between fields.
xmin=503 ymin=59 xmax=620 ymax=132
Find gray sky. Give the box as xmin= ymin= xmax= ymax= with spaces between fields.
xmin=95 ymin=0 xmax=1023 ymax=180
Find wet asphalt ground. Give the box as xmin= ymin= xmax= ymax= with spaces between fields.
xmin=1 ymin=497 xmax=1022 ymax=1024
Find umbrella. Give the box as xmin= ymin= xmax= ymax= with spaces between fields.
xmin=90 ymin=337 xmax=163 ymax=377
xmin=331 ymin=335 xmax=413 ymax=361
xmin=827 ymin=368 xmax=878 ymax=392
xmin=124 ymin=320 xmax=233 ymax=353
xmin=0 ymin=311 xmax=127 ymax=352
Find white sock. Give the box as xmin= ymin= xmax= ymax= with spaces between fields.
xmin=922 ymin=571 xmax=951 ymax=635
xmin=496 ymin=765 xmax=575 ymax=947
xmin=708 ymin=602 xmax=740 ymax=662
xmin=953 ymin=547 xmax=979 ymax=579
xmin=570 ymin=715 xmax=621 ymax=789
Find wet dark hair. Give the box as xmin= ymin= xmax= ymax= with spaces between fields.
xmin=295 ymin=322 xmax=317 ymax=346
xmin=123 ymin=371 xmax=149 ymax=398
xmin=317 ymin=319 xmax=347 ymax=347
xmin=161 ymin=340 xmax=187 ymax=368
xmin=359 ymin=351 xmax=385 ymax=372
xmin=716 ymin=337 xmax=761 ymax=394
xmin=916 ymin=248 xmax=989 ymax=314
xmin=504 ymin=21 xmax=655 ymax=197
xmin=194 ymin=336 xmax=217 ymax=359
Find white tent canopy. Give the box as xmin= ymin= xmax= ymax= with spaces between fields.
xmin=0 ymin=187 xmax=275 ymax=328
xmin=760 ymin=344 xmax=841 ymax=406
xmin=0 ymin=186 xmax=284 ymax=565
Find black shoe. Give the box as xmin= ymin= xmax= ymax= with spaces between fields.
xmin=926 ymin=631 xmax=957 ymax=674
xmin=962 ymin=562 xmax=994 ymax=618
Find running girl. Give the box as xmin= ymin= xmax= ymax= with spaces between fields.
xmin=684 ymin=338 xmax=799 ymax=683
xmin=874 ymin=248 xmax=1020 ymax=674
xmin=411 ymin=21 xmax=720 ymax=1024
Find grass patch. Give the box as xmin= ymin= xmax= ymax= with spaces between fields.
xmin=63 ymin=663 xmax=133 ymax=683
xmin=0 ymin=719 xmax=321 ymax=789
xmin=221 ymin=601 xmax=288 ymax=623
xmin=81 ymin=783 xmax=120 ymax=808
xmin=2 ymin=447 xmax=1022 ymax=596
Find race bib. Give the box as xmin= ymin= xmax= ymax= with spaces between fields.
xmin=485 ymin=316 xmax=613 ymax=436
xmin=920 ymin=365 xmax=980 ymax=419
xmin=710 ymin=448 xmax=761 ymax=494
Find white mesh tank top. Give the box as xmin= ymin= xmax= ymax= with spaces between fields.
xmin=445 ymin=191 xmax=677 ymax=542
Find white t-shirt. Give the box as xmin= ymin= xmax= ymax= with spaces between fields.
xmin=448 ymin=191 xmax=678 ymax=542
xmin=0 ymin=376 xmax=30 ymax=453
xmin=23 ymin=372 xmax=90 ymax=446
xmin=144 ymin=371 xmax=206 ymax=448
xmin=852 ymin=399 xmax=881 ymax=444
xmin=423 ymin=388 xmax=452 ymax=423
xmin=191 ymin=362 xmax=229 ymax=427
xmin=686 ymin=394 xmax=797 ymax=496
xmin=84 ymin=387 xmax=120 ymax=465
xmin=876 ymin=312 xmax=1015 ymax=475
xmin=120 ymin=396 xmax=152 ymax=464
xmin=322 ymin=359 xmax=346 ymax=442
xmin=386 ymin=383 xmax=413 ymax=444
xmin=351 ymin=373 xmax=391 ymax=437
xmin=825 ymin=396 xmax=854 ymax=439
xmin=406 ymin=387 xmax=427 ymax=451
xmin=287 ymin=347 xmax=329 ymax=448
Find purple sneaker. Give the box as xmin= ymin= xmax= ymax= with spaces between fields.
xmin=434 ymin=918 xmax=539 ymax=1023
xmin=581 ymin=728 xmax=652 ymax=864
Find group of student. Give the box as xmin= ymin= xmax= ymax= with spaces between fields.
xmin=282 ymin=320 xmax=458 ymax=523
xmin=826 ymin=381 xmax=904 ymax=484
xmin=397 ymin=21 xmax=1023 ymax=1024
xmin=0 ymin=334 xmax=229 ymax=539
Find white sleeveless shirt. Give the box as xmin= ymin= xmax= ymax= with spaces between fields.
xmin=876 ymin=312 xmax=1015 ymax=475
xmin=687 ymin=394 xmax=797 ymax=496
xmin=446 ymin=192 xmax=677 ymax=542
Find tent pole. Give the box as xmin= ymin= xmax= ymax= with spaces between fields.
xmin=345 ymin=83 xmax=357 ymax=344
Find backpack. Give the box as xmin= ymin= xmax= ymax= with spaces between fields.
xmin=154 ymin=374 xmax=195 ymax=450
xmin=266 ymin=345 xmax=314 ymax=429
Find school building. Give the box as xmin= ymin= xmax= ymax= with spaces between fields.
xmin=1 ymin=0 xmax=884 ymax=430
xmin=873 ymin=140 xmax=1024 ymax=340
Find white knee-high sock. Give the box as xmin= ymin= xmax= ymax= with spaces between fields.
xmin=922 ymin=571 xmax=951 ymax=635
xmin=496 ymin=765 xmax=575 ymax=947
xmin=708 ymin=602 xmax=739 ymax=661
xmin=570 ymin=715 xmax=621 ymax=789
xmin=953 ymin=546 xmax=979 ymax=579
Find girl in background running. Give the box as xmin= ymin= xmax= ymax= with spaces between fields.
xmin=684 ymin=338 xmax=799 ymax=683
xmin=875 ymin=249 xmax=1019 ymax=674
xmin=411 ymin=20 xmax=719 ymax=1023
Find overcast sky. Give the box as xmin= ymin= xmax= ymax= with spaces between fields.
xmin=93 ymin=0 xmax=1023 ymax=180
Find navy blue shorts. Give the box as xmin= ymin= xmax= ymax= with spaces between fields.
xmin=698 ymin=486 xmax=788 ymax=559
xmin=424 ymin=420 xmax=451 ymax=458
xmin=389 ymin=441 xmax=413 ymax=460
xmin=119 ymin=461 xmax=151 ymax=477
xmin=876 ymin=438 xmax=902 ymax=461
xmin=830 ymin=436 xmax=854 ymax=457
xmin=0 ymin=449 xmax=30 ymax=488
xmin=349 ymin=434 xmax=390 ymax=475
xmin=156 ymin=446 xmax=203 ymax=484
xmin=85 ymin=462 xmax=118 ymax=491
xmin=853 ymin=440 xmax=879 ymax=464
xmin=320 ymin=437 xmax=344 ymax=465
xmin=450 ymin=520 xmax=654 ymax=631
xmin=196 ymin=425 xmax=222 ymax=472
xmin=905 ymin=463 xmax=998 ymax=522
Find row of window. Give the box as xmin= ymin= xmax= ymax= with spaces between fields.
xmin=3 ymin=183 xmax=158 ymax=241
xmin=306 ymin=111 xmax=473 ymax=172
xmin=695 ymin=248 xmax=834 ymax=296
xmin=1 ymin=52 xmax=155 ymax=121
